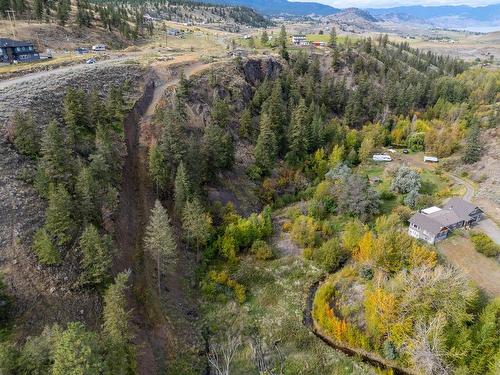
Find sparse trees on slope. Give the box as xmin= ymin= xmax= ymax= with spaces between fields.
xmin=144 ymin=200 xmax=176 ymax=295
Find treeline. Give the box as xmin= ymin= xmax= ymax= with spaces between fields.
xmin=1 ymin=85 xmax=135 ymax=371
xmin=0 ymin=0 xmax=150 ymax=39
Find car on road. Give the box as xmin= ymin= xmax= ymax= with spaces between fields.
xmin=86 ymin=58 xmax=96 ymax=64
xmin=403 ymin=149 xmax=409 ymax=154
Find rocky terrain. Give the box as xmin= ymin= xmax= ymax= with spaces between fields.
xmin=0 ymin=60 xmax=145 ymax=336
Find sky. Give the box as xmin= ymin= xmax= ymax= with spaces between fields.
xmin=290 ymin=0 xmax=499 ymax=8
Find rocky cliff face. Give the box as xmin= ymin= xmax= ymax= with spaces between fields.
xmin=0 ymin=61 xmax=145 ymax=336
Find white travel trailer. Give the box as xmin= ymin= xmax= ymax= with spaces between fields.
xmin=424 ymin=156 xmax=439 ymax=163
xmin=92 ymin=44 xmax=106 ymax=52
xmin=372 ymin=154 xmax=392 ymax=162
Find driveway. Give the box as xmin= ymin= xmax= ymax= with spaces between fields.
xmin=477 ymin=219 xmax=500 ymax=245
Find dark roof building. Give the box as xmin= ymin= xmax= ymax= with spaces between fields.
xmin=408 ymin=198 xmax=483 ymax=244
xmin=0 ymin=38 xmax=40 ymax=63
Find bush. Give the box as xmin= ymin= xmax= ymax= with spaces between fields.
xmin=380 ymin=190 xmax=396 ymax=200
xmin=470 ymin=232 xmax=500 ymax=257
xmin=250 ymin=240 xmax=274 ymax=260
xmin=0 ymin=342 xmax=18 ymax=374
xmin=290 ymin=215 xmax=318 ymax=248
xmin=313 ymin=239 xmax=348 ymax=272
xmin=33 ymin=228 xmax=61 ymax=265
xmin=358 ymin=265 xmax=373 ymax=280
xmin=303 ymin=247 xmax=314 ymax=260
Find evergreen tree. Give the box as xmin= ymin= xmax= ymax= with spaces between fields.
xmin=52 ymin=322 xmax=104 ymax=375
xmin=159 ymin=110 xmax=185 ymax=183
xmin=144 ymin=200 xmax=176 ymax=295
xmin=33 ymin=0 xmax=44 ymax=20
xmin=45 ymin=184 xmax=74 ymax=247
xmin=148 ymin=143 xmax=168 ymax=194
xmin=182 ymin=198 xmax=212 ymax=259
xmin=262 ymin=79 xmax=286 ymax=149
xmin=102 ymin=272 xmax=135 ymax=375
xmin=174 ymin=161 xmax=190 ymax=216
xmin=63 ymin=87 xmax=89 ymax=148
xmin=202 ymin=123 xmax=234 ymax=172
xmin=11 ymin=110 xmax=39 ymax=158
xmin=88 ymin=89 xmax=103 ymax=128
xmin=462 ymin=122 xmax=482 ymax=164
xmin=239 ymin=107 xmax=253 ymax=139
xmin=75 ymin=165 xmax=99 ymax=225
xmin=278 ymin=25 xmax=289 ymax=60
xmin=56 ymin=0 xmax=71 ymax=26
xmin=261 ymin=30 xmax=269 ymax=45
xmin=210 ymin=96 xmax=230 ymax=128
xmin=32 ymin=228 xmax=60 ymax=265
xmin=39 ymin=120 xmax=72 ymax=186
xmin=254 ymin=113 xmax=277 ymax=176
xmin=328 ymin=27 xmax=337 ymax=49
xmin=79 ymin=224 xmax=111 ymax=287
xmin=286 ymin=99 xmax=309 ymax=164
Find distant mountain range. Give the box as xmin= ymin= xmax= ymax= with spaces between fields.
xmin=207 ymin=1 xmax=500 ymax=28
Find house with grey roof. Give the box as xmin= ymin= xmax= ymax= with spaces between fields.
xmin=408 ymin=198 xmax=483 ymax=244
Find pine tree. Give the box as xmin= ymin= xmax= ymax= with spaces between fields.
xmin=79 ymin=224 xmax=111 ymax=287
xmin=52 ymin=322 xmax=104 ymax=375
xmin=328 ymin=27 xmax=337 ymax=49
xmin=39 ymin=120 xmax=72 ymax=186
xmin=239 ymin=107 xmax=253 ymax=139
xmin=33 ymin=0 xmax=44 ymax=20
xmin=32 ymin=228 xmax=60 ymax=265
xmin=45 ymin=184 xmax=74 ymax=247
xmin=182 ymin=198 xmax=212 ymax=260
xmin=88 ymin=89 xmax=103 ymax=128
xmin=103 ymin=272 xmax=135 ymax=375
xmin=144 ymin=200 xmax=176 ymax=295
xmin=254 ymin=113 xmax=277 ymax=175
xmin=148 ymin=144 xmax=168 ymax=194
xmin=286 ymin=99 xmax=309 ymax=164
xmin=261 ymin=30 xmax=269 ymax=45
xmin=56 ymin=0 xmax=71 ymax=26
xmin=462 ymin=122 xmax=482 ymax=164
xmin=263 ymin=79 xmax=286 ymax=149
xmin=158 ymin=110 xmax=185 ymax=183
xmin=174 ymin=161 xmax=190 ymax=216
xmin=12 ymin=111 xmax=39 ymax=158
xmin=278 ymin=25 xmax=289 ymax=60
xmin=202 ymin=123 xmax=234 ymax=172
xmin=75 ymin=165 xmax=99 ymax=225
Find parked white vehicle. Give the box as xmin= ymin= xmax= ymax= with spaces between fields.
xmin=372 ymin=154 xmax=392 ymax=162
xmin=424 ymin=156 xmax=439 ymax=163
xmin=92 ymin=44 xmax=106 ymax=52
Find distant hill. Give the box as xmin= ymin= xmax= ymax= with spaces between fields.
xmin=366 ymin=4 xmax=500 ymax=22
xmin=201 ymin=0 xmax=339 ymax=16
xmin=331 ymin=8 xmax=378 ymax=23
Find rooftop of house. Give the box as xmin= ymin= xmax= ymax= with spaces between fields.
xmin=443 ymin=197 xmax=482 ymax=221
xmin=0 ymin=38 xmax=34 ymax=48
xmin=409 ymin=212 xmax=445 ymax=235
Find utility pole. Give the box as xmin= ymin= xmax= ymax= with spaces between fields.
xmin=6 ymin=9 xmax=17 ymax=39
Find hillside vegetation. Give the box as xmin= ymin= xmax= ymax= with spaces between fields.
xmin=0 ymin=26 xmax=498 ymax=374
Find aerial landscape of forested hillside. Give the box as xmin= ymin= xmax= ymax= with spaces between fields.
xmin=0 ymin=0 xmax=499 ymax=374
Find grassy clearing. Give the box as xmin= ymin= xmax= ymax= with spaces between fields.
xmin=200 ymin=255 xmax=376 ymax=374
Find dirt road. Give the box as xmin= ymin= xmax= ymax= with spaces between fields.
xmin=115 ymin=56 xmax=212 ymax=374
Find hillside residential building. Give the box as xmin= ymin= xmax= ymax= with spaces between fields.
xmin=408 ymin=198 xmax=483 ymax=244
xmin=0 ymin=38 xmax=40 ymax=63
xmin=291 ymin=35 xmax=307 ymax=45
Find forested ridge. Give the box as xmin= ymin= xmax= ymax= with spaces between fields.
xmin=0 ymin=25 xmax=498 ymax=374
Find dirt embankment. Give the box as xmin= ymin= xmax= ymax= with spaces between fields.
xmin=0 ymin=62 xmax=145 ymax=337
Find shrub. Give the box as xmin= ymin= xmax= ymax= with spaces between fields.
xmin=313 ymin=239 xmax=348 ymax=272
xmin=0 ymin=342 xmax=18 ymax=374
xmin=358 ymin=265 xmax=373 ymax=280
xmin=470 ymin=232 xmax=500 ymax=257
xmin=380 ymin=190 xmax=396 ymax=200
xmin=392 ymin=205 xmax=413 ymax=223
xmin=290 ymin=215 xmax=318 ymax=248
xmin=303 ymin=247 xmax=314 ymax=260
xmin=206 ymin=271 xmax=246 ymax=304
xmin=33 ymin=228 xmax=61 ymax=265
xmin=250 ymin=240 xmax=274 ymax=260
xmin=282 ymin=221 xmax=292 ymax=232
